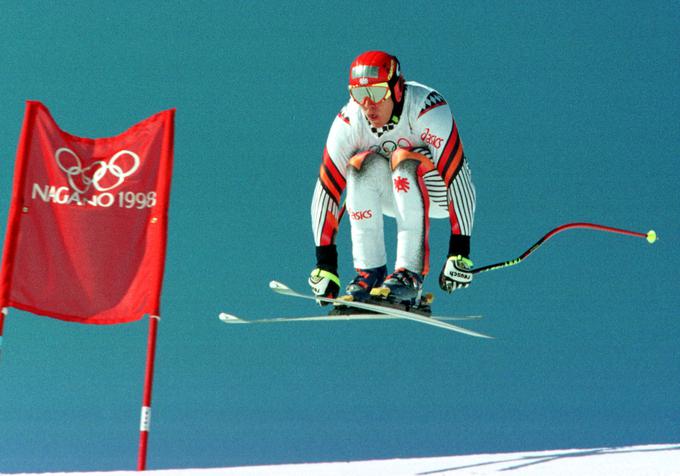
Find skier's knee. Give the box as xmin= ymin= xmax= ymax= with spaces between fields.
xmin=348 ymin=151 xmax=383 ymax=171
xmin=390 ymin=148 xmax=435 ymax=175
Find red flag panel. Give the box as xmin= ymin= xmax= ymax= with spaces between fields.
xmin=0 ymin=101 xmax=175 ymax=324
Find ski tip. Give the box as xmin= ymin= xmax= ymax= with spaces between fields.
xmin=218 ymin=312 xmax=246 ymax=324
xmin=436 ymin=321 xmax=494 ymax=339
xmin=269 ymin=280 xmax=289 ymax=292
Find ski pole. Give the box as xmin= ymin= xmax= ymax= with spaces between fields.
xmin=472 ymin=223 xmax=657 ymax=275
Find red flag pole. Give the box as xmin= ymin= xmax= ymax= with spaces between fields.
xmin=137 ymin=314 xmax=160 ymax=471
xmin=137 ymin=107 xmax=174 ymax=471
xmin=0 ymin=103 xmax=39 ymax=364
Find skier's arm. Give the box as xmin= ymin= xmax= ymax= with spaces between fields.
xmin=311 ymin=147 xmax=345 ymax=250
xmin=309 ymin=112 xmax=353 ymax=299
xmin=310 ymin=147 xmax=344 ymax=290
xmin=417 ymin=98 xmax=476 ymax=258
xmin=416 ymin=95 xmax=476 ymax=292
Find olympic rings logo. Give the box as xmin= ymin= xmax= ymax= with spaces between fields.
xmin=55 ymin=147 xmax=140 ymax=194
xmin=369 ymin=137 xmax=414 ymax=157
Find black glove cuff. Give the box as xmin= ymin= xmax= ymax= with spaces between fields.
xmin=448 ymin=234 xmax=471 ymax=258
xmin=315 ymin=245 xmax=338 ymax=275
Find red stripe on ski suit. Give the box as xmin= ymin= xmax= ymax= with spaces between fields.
xmin=436 ymin=122 xmax=465 ymax=234
xmin=320 ymin=211 xmax=339 ymax=246
xmin=319 ymin=147 xmax=346 ymax=204
xmin=436 ymin=121 xmax=464 ymax=187
xmin=417 ymin=167 xmax=431 ymax=276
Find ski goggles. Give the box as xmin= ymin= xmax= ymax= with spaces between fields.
xmin=348 ymin=82 xmax=391 ymax=105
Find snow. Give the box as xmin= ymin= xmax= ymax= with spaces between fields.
xmin=4 ymin=443 xmax=679 ymax=476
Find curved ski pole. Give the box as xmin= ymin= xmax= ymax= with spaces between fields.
xmin=472 ymin=223 xmax=657 ymax=275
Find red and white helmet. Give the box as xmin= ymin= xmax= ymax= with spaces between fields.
xmin=348 ymin=51 xmax=405 ymax=103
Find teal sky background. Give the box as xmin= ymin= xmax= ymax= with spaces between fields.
xmin=1 ymin=1 xmax=678 ymax=472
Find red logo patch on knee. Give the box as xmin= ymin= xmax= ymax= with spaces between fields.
xmin=393 ymin=176 xmax=410 ymax=192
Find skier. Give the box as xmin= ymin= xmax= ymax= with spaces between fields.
xmin=309 ymin=51 xmax=476 ymax=306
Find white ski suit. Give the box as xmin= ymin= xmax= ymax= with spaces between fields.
xmin=311 ymin=81 xmax=475 ymax=275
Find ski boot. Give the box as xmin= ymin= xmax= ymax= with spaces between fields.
xmin=330 ymin=265 xmax=387 ymax=315
xmin=380 ymin=268 xmax=423 ymax=301
xmin=345 ymin=265 xmax=388 ymax=301
xmin=370 ymin=268 xmax=433 ymax=315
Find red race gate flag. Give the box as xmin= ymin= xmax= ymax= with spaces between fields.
xmin=0 ymin=101 xmax=175 ymax=324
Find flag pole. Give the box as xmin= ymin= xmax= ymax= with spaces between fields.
xmin=0 ymin=103 xmax=38 ymax=366
xmin=137 ymin=314 xmax=160 ymax=471
xmin=137 ymin=107 xmax=174 ymax=471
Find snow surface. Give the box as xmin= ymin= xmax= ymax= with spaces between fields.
xmin=4 ymin=444 xmax=679 ymax=476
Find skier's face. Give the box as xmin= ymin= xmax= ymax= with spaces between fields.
xmin=358 ymin=95 xmax=394 ymax=129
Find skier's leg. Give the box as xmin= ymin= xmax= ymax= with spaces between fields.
xmin=345 ymin=152 xmax=391 ymax=272
xmin=390 ymin=148 xmax=436 ymax=276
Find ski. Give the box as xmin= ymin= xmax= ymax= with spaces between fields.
xmin=219 ymin=312 xmax=482 ymax=325
xmin=267 ymin=280 xmax=493 ymax=339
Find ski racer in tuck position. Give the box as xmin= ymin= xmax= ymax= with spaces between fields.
xmin=309 ymin=51 xmax=477 ymax=308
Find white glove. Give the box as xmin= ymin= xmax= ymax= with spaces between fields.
xmin=439 ymin=255 xmax=473 ymax=293
xmin=308 ymin=268 xmax=341 ymax=304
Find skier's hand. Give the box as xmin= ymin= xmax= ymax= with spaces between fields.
xmin=308 ymin=268 xmax=340 ymax=305
xmin=439 ymin=255 xmax=473 ymax=293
